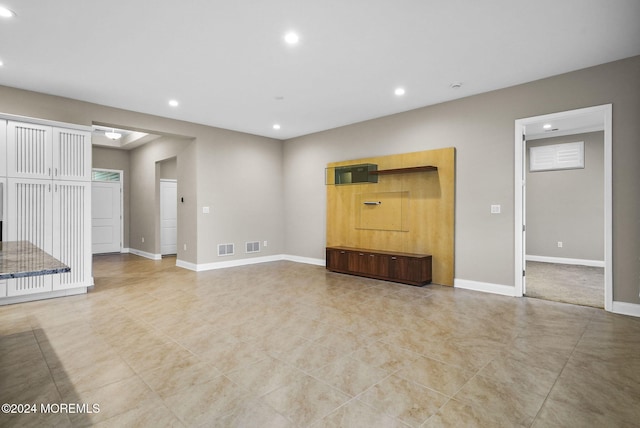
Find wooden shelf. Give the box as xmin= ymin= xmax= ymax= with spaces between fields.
xmin=369 ymin=165 xmax=437 ymax=175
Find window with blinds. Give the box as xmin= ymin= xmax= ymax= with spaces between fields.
xmin=529 ymin=141 xmax=584 ymax=172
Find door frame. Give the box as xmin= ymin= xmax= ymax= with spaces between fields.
xmin=92 ymin=168 xmax=124 ymax=253
xmin=514 ymin=104 xmax=612 ymax=311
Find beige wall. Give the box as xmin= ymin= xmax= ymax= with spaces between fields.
xmin=159 ymin=157 xmax=177 ymax=180
xmin=526 ymin=132 xmax=604 ymax=261
xmin=129 ymin=136 xmax=192 ymax=257
xmin=0 ymin=84 xmax=283 ymax=266
xmin=284 ymin=55 xmax=640 ymax=304
xmin=92 ymin=146 xmax=131 ymax=248
xmin=1 ymin=55 xmax=638 ymax=305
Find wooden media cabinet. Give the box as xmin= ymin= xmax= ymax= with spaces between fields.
xmin=326 ymin=246 xmax=432 ymax=286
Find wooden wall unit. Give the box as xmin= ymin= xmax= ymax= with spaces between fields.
xmin=326 ymin=148 xmax=455 ymax=286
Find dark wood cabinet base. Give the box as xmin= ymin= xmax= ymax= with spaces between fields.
xmin=326 ymin=246 xmax=432 ymax=286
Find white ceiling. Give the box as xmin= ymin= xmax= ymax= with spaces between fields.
xmin=0 ymin=1 xmax=638 ymax=140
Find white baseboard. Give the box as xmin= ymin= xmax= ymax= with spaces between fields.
xmin=454 ymin=278 xmax=518 ymax=297
xmin=611 ymin=301 xmax=640 ymax=318
xmin=129 ymin=248 xmax=161 ymax=260
xmin=526 ymin=255 xmax=605 ymax=268
xmin=121 ymin=248 xmax=130 ymax=254
xmin=282 ymin=254 xmax=326 ymax=266
xmin=176 ymin=254 xmax=325 ymax=272
xmin=0 ymin=287 xmax=87 ymax=306
xmin=175 ymin=259 xmax=198 ymax=271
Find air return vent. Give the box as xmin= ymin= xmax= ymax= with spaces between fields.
xmin=217 ymin=243 xmax=234 ymax=256
xmin=246 ymin=241 xmax=260 ymax=253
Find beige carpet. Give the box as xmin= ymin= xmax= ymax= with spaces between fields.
xmin=525 ymin=261 xmax=604 ymax=308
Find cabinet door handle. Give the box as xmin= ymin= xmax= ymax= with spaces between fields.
xmin=340 ymin=251 xmax=346 ymax=254
xmin=48 ymin=168 xmax=51 ymax=176
xmin=54 ymin=168 xmax=58 ymax=176
xmin=391 ymin=257 xmax=397 ymax=260
xmin=370 ymin=254 xmax=375 ymax=257
xmin=359 ymin=253 xmax=364 ymax=256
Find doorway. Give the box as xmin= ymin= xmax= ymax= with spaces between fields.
xmin=91 ymin=169 xmax=123 ymax=254
xmin=515 ymin=104 xmax=612 ymax=311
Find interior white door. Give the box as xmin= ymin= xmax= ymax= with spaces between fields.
xmin=160 ymin=180 xmax=177 ymax=255
xmin=92 ymin=181 xmax=121 ymax=254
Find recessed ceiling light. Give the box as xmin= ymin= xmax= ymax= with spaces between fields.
xmin=168 ymin=99 xmax=179 ymax=107
xmin=0 ymin=6 xmax=16 ymax=18
xmin=284 ymin=32 xmax=299 ymax=44
xmin=543 ymin=124 xmax=552 ymax=129
xmin=394 ymin=88 xmax=406 ymax=96
xmin=273 ymin=124 xmax=281 ymax=130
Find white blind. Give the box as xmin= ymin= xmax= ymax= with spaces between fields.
xmin=530 ymin=141 xmax=584 ymax=172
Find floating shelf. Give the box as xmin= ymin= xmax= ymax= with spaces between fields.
xmin=369 ymin=165 xmax=438 ymax=175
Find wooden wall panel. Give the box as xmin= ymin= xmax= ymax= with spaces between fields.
xmin=327 ymin=148 xmax=455 ymax=286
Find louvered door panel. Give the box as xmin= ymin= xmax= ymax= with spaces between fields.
xmin=0 ymin=120 xmax=7 ymax=176
xmin=53 ymin=181 xmax=91 ymax=290
xmin=7 ymin=179 xmax=53 ymax=296
xmin=54 ymin=128 xmax=92 ymax=181
xmin=7 ymin=121 xmax=53 ymax=179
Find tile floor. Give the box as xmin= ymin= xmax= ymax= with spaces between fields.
xmin=1 ymin=254 xmax=639 ymax=427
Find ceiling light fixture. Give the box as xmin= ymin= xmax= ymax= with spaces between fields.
xmin=105 ymin=129 xmax=122 ymax=140
xmin=168 ymin=99 xmax=179 ymax=107
xmin=284 ymin=32 xmax=299 ymax=44
xmin=273 ymin=124 xmax=281 ymax=130
xmin=543 ymin=124 xmax=552 ymax=129
xmin=394 ymin=88 xmax=406 ymax=96
xmin=0 ymin=6 xmax=16 ymax=18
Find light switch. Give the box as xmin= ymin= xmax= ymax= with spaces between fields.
xmin=202 ymin=206 xmax=210 ymax=214
xmin=491 ymin=205 xmax=501 ymax=214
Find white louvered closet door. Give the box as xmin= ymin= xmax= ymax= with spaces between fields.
xmin=7 ymin=178 xmax=53 ymax=296
xmin=52 ymin=181 xmax=91 ymax=291
xmin=54 ymin=128 xmax=92 ymax=181
xmin=6 ymin=121 xmax=53 ymax=179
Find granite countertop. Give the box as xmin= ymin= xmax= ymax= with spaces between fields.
xmin=0 ymin=241 xmax=70 ymax=280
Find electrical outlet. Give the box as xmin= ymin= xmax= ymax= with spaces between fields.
xmin=557 ymin=241 xmax=563 ymax=248
xmin=263 ymin=240 xmax=268 ymax=247
xmin=141 ymin=237 xmax=144 ymax=243
xmin=183 ymin=244 xmax=187 ymax=251
xmin=491 ymin=205 xmax=501 ymax=214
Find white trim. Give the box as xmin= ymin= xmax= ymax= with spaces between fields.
xmin=0 ymin=287 xmax=87 ymax=306
xmin=282 ymin=254 xmax=326 ymax=266
xmin=454 ymin=279 xmax=518 ymax=297
xmin=175 ymin=259 xmax=198 ymax=271
xmin=187 ymin=255 xmax=285 ymax=271
xmin=129 ymin=248 xmax=161 ymax=260
xmin=611 ymin=301 xmax=640 ymax=318
xmin=515 ymin=104 xmax=613 ymax=313
xmin=526 ymin=255 xmax=605 ymax=268
xmin=121 ymin=247 xmax=130 ymax=254
xmin=175 ymin=254 xmax=325 ymax=272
